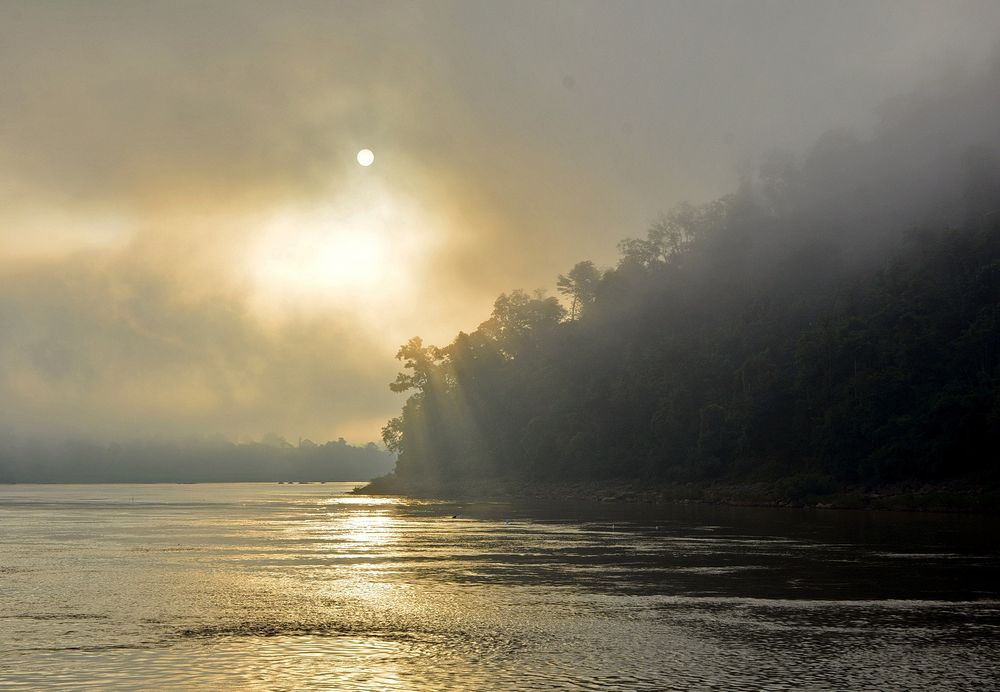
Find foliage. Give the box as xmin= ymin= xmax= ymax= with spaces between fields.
xmin=381 ymin=148 xmax=1000 ymax=490
xmin=556 ymin=261 xmax=602 ymax=320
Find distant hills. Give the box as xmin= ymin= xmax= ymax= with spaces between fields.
xmin=0 ymin=435 xmax=395 ymax=483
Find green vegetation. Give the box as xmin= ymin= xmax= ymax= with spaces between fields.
xmin=368 ymin=141 xmax=1000 ymax=503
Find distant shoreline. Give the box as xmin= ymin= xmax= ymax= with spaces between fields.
xmin=0 ymin=480 xmax=369 ymax=486
xmin=354 ymin=476 xmax=1000 ymax=514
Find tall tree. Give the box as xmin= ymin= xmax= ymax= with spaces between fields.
xmin=556 ymin=261 xmax=602 ymax=320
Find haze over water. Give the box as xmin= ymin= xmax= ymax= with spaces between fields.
xmin=1 ymin=483 xmax=998 ymax=690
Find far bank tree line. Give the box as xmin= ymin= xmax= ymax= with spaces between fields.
xmin=0 ymin=435 xmax=396 ymax=483
xmin=375 ymin=137 xmax=1000 ymax=492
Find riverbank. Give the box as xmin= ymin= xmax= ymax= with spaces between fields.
xmin=354 ymin=474 xmax=1000 ymax=513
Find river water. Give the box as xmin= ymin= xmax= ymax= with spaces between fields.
xmin=1 ymin=483 xmax=998 ymax=690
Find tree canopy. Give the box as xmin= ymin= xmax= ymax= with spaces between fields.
xmin=375 ymin=139 xmax=1000 ymax=493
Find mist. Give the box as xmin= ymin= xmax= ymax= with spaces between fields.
xmin=2 ymin=0 xmax=999 ymax=449
xmin=0 ymin=434 xmax=395 ymax=483
xmin=371 ymin=44 xmax=1000 ymax=494
xmin=4 ymin=5 xmax=1000 ymax=689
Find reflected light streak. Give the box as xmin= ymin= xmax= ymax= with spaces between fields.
xmin=341 ymin=511 xmax=396 ymax=547
xmin=326 ymin=496 xmax=403 ymax=506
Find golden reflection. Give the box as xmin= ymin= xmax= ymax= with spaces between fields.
xmin=342 ymin=511 xmax=396 ymax=546
xmin=306 ymin=506 xmax=412 ymax=606
xmin=325 ymin=496 xmax=403 ymax=506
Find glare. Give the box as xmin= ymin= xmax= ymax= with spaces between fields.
xmin=342 ymin=512 xmax=396 ymax=546
xmin=326 ymin=496 xmax=402 ymax=506
xmin=245 ymin=179 xmax=432 ymax=319
xmin=357 ymin=149 xmax=375 ymax=166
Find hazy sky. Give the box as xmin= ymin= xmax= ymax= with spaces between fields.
xmin=2 ymin=0 xmax=999 ymax=443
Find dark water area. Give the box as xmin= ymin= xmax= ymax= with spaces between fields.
xmin=1 ymin=484 xmax=998 ymax=689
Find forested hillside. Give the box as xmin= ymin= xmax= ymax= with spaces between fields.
xmin=368 ymin=63 xmax=1000 ymax=498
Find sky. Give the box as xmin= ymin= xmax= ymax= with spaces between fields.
xmin=2 ymin=0 xmax=999 ymax=444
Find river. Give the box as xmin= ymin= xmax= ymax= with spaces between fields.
xmin=1 ymin=483 xmax=998 ymax=689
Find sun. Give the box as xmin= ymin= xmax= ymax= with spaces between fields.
xmin=357 ymin=149 xmax=375 ymax=167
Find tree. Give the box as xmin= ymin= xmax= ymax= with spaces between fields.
xmin=381 ymin=416 xmax=404 ymax=453
xmin=617 ymin=202 xmax=711 ymax=269
xmin=389 ymin=337 xmax=444 ymax=394
xmin=476 ymin=289 xmax=566 ymax=359
xmin=557 ymin=261 xmax=602 ymax=320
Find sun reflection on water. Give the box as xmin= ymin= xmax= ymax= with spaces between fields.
xmin=340 ymin=511 xmax=397 ymax=547
xmin=7 ymin=485 xmax=997 ymax=691
xmin=325 ymin=496 xmax=403 ymax=506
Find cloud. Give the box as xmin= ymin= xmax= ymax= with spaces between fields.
xmin=0 ymin=246 xmax=397 ymax=442
xmin=1 ymin=1 xmax=999 ymax=442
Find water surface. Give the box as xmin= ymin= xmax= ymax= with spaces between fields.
xmin=1 ymin=483 xmax=998 ymax=689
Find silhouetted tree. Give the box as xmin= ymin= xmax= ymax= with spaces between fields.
xmin=557 ymin=261 xmax=602 ymax=320
xmin=373 ymin=71 xmax=1000 ymax=493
